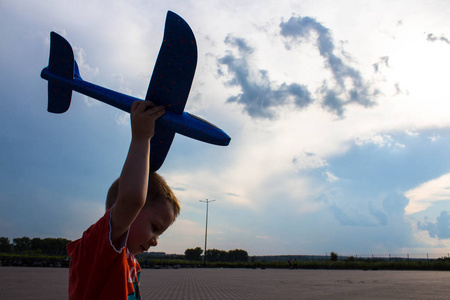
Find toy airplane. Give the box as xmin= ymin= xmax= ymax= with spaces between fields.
xmin=41 ymin=11 xmax=231 ymax=171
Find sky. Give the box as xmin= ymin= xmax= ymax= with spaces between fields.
xmin=1 ymin=0 xmax=450 ymax=257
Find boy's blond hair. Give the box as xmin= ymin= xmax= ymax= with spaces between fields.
xmin=106 ymin=172 xmax=180 ymax=219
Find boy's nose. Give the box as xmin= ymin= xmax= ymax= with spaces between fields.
xmin=150 ymin=237 xmax=158 ymax=247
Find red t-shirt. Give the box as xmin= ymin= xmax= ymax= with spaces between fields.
xmin=67 ymin=209 xmax=141 ymax=300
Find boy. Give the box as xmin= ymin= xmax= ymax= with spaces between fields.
xmin=67 ymin=101 xmax=181 ymax=299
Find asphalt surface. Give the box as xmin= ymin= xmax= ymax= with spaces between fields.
xmin=1 ymin=267 xmax=449 ymax=299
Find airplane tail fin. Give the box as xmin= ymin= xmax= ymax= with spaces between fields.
xmin=45 ymin=32 xmax=74 ymax=113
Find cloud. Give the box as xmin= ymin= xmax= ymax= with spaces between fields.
xmin=418 ymin=210 xmax=450 ymax=239
xmin=428 ymin=134 xmax=440 ymax=142
xmin=355 ymin=134 xmax=404 ymax=148
xmin=373 ymin=56 xmax=390 ymax=73
xmin=323 ymin=171 xmax=339 ymax=183
xmin=218 ymin=35 xmax=313 ymax=119
xmin=292 ymin=151 xmax=328 ymax=170
xmin=114 ymin=112 xmax=129 ymax=125
xmin=320 ymin=89 xmax=345 ymax=116
xmin=327 ymin=191 xmax=410 ymax=241
xmin=280 ymin=16 xmax=377 ymax=116
xmin=320 ymin=191 xmax=415 ymax=252
xmin=405 ymin=173 xmax=450 ymax=214
xmin=330 ymin=203 xmax=378 ymax=227
xmin=73 ymin=46 xmax=99 ymax=79
xmin=426 ymin=33 xmax=450 ymax=45
xmin=405 ymin=128 xmax=419 ymax=136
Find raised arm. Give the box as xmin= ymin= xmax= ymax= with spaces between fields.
xmin=110 ymin=101 xmax=165 ymax=246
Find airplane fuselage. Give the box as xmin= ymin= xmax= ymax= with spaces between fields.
xmin=41 ymin=67 xmax=230 ymax=146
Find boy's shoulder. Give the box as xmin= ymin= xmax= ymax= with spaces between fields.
xmin=67 ymin=209 xmax=126 ymax=259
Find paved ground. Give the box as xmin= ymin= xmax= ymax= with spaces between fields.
xmin=0 ymin=267 xmax=449 ymax=299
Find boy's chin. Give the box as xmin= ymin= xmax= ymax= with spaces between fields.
xmin=138 ymin=246 xmax=149 ymax=255
xmin=129 ymin=246 xmax=146 ymax=255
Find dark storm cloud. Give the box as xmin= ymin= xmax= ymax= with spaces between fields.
xmin=320 ymin=89 xmax=344 ymax=116
xmin=218 ymin=15 xmax=379 ymax=119
xmin=218 ymin=35 xmax=312 ymax=119
xmin=280 ymin=16 xmax=377 ymax=116
xmin=418 ymin=210 xmax=450 ymax=239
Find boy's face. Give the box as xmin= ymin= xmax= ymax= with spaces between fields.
xmin=127 ymin=198 xmax=174 ymax=255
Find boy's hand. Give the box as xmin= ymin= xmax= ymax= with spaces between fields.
xmin=130 ymin=101 xmax=166 ymax=141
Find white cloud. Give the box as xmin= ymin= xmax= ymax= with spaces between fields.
xmin=405 ymin=173 xmax=450 ymax=214
xmin=355 ymin=134 xmax=393 ymax=147
xmin=114 ymin=112 xmax=129 ymax=126
xmin=73 ymin=46 xmax=99 ymax=80
xmin=82 ymin=96 xmax=95 ymax=107
xmin=293 ymin=152 xmax=328 ymax=170
xmin=355 ymin=134 xmax=405 ymax=149
xmin=405 ymin=128 xmax=419 ymax=136
xmin=428 ymin=134 xmax=440 ymax=142
xmin=323 ymin=171 xmax=339 ymax=183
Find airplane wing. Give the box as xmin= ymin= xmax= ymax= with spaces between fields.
xmin=150 ymin=129 xmax=176 ymax=172
xmin=146 ymin=11 xmax=198 ymax=171
xmin=146 ymin=11 xmax=197 ymax=112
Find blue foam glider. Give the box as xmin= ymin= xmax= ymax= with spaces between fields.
xmin=41 ymin=11 xmax=231 ymax=172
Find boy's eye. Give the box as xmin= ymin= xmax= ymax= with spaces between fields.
xmin=152 ymin=223 xmax=161 ymax=234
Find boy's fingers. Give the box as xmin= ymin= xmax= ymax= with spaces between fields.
xmin=145 ymin=106 xmax=165 ymax=118
xmin=155 ymin=108 xmax=166 ymax=119
xmin=131 ymin=102 xmax=165 ymax=122
xmin=131 ymin=101 xmax=158 ymax=113
xmin=131 ymin=101 xmax=140 ymax=112
xmin=143 ymin=101 xmax=156 ymax=109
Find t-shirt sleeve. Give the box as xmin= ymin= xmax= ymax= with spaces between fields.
xmin=71 ymin=208 xmax=129 ymax=263
xmin=108 ymin=207 xmax=129 ymax=253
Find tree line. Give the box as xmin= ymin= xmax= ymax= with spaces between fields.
xmin=0 ymin=236 xmax=71 ymax=256
xmin=1 ymin=237 xmax=249 ymax=263
xmin=184 ymin=247 xmax=249 ymax=262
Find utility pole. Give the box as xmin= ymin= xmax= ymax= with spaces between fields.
xmin=200 ymin=199 xmax=215 ymax=264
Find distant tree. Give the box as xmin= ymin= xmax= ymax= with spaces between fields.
xmin=184 ymin=247 xmax=203 ymax=261
xmin=227 ymin=249 xmax=249 ymax=262
xmin=184 ymin=247 xmax=250 ymax=263
xmin=31 ymin=238 xmax=43 ymax=253
xmin=13 ymin=237 xmax=31 ymax=253
xmin=330 ymin=251 xmax=338 ymax=261
xmin=41 ymin=238 xmax=71 ymax=256
xmin=346 ymin=256 xmax=356 ymax=262
xmin=206 ymin=249 xmax=227 ymax=262
xmin=2 ymin=236 xmax=71 ymax=255
xmin=0 ymin=237 xmax=12 ymax=253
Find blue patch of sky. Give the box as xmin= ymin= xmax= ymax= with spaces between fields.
xmin=325 ymin=129 xmax=450 ymax=194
